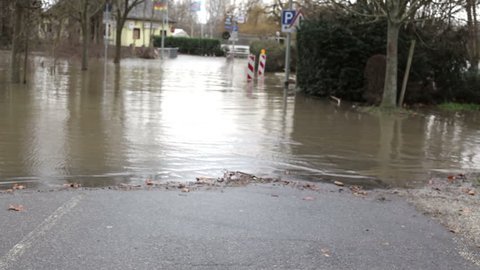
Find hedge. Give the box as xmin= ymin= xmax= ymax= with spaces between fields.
xmin=153 ymin=36 xmax=224 ymax=56
xmin=296 ymin=11 xmax=476 ymax=104
xmin=296 ymin=14 xmax=388 ymax=101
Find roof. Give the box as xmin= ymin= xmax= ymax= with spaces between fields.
xmin=128 ymin=0 xmax=176 ymax=24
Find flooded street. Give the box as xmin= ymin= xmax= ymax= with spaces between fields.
xmin=1 ymin=52 xmax=480 ymax=189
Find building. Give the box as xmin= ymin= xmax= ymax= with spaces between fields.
xmin=110 ymin=0 xmax=175 ymax=48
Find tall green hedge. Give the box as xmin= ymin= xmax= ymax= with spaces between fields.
xmin=296 ymin=14 xmax=388 ymax=101
xmin=296 ymin=11 xmax=473 ymax=104
xmin=153 ymin=36 xmax=224 ymax=56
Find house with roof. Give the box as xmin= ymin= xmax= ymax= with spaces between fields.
xmin=109 ymin=0 xmax=175 ymax=48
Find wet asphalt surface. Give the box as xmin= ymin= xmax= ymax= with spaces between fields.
xmin=0 ymin=184 xmax=479 ymax=270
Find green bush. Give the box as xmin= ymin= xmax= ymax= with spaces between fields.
xmin=153 ymin=36 xmax=224 ymax=56
xmin=296 ymin=10 xmax=474 ymax=104
xmin=406 ymin=22 xmax=470 ymax=104
xmin=439 ymin=102 xmax=480 ymax=111
xmin=296 ymin=14 xmax=387 ymax=101
xmin=250 ymin=40 xmax=292 ymax=72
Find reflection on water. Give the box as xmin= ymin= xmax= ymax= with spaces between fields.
xmin=1 ymin=52 xmax=480 ymax=188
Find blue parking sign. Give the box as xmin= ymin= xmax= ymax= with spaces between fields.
xmin=282 ymin=10 xmax=296 ymax=25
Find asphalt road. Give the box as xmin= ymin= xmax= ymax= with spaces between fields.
xmin=0 ymin=184 xmax=478 ymax=270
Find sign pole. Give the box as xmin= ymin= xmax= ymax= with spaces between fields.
xmin=104 ymin=3 xmax=110 ymax=70
xmin=232 ymin=19 xmax=236 ymax=58
xmin=284 ymin=0 xmax=293 ymax=92
xmin=161 ymin=4 xmax=165 ymax=59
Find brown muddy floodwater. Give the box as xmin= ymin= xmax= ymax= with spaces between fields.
xmin=0 ymin=52 xmax=480 ymax=189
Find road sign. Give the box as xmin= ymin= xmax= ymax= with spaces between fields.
xmin=237 ymin=15 xmax=245 ymax=24
xmin=281 ymin=10 xmax=295 ymax=32
xmin=222 ymin=31 xmax=230 ymax=40
xmin=281 ymin=9 xmax=304 ymax=33
xmin=290 ymin=10 xmax=304 ymax=27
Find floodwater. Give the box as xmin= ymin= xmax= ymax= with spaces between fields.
xmin=1 ymin=52 xmax=480 ymax=189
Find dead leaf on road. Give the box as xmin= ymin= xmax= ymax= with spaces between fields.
xmin=350 ymin=185 xmax=368 ymax=196
xmin=8 ymin=204 xmax=25 ymax=212
xmin=63 ymin=183 xmax=81 ymax=188
xmin=334 ymin=181 xmax=344 ymax=187
xmin=321 ymin=248 xmax=331 ymax=257
xmin=303 ymin=184 xmax=317 ymax=190
xmin=145 ymin=179 xmax=154 ymax=186
xmin=12 ymin=184 xmax=26 ymax=190
xmin=119 ymin=183 xmax=141 ymax=190
xmin=462 ymin=188 xmax=476 ymax=196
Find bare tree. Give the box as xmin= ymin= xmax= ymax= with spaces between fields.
xmin=264 ymin=0 xmax=327 ymax=20
xmin=112 ymin=0 xmax=145 ymax=63
xmin=206 ymin=0 xmax=227 ymax=37
xmin=240 ymin=3 xmax=279 ymax=35
xmin=10 ymin=0 xmax=27 ymax=83
xmin=62 ymin=0 xmax=105 ymax=71
xmin=41 ymin=0 xmax=70 ymax=73
xmin=0 ymin=0 xmax=14 ymax=47
xmin=9 ymin=0 xmax=41 ymax=83
xmin=168 ymin=0 xmax=198 ymax=37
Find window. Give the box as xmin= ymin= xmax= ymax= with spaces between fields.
xmin=133 ymin=28 xmax=140 ymax=40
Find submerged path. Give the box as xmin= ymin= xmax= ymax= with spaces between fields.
xmin=0 ymin=184 xmax=478 ymax=270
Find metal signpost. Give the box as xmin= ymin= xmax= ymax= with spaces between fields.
xmin=282 ymin=8 xmax=294 ymax=92
xmin=225 ymin=14 xmax=240 ymax=59
xmin=281 ymin=7 xmax=304 ymax=92
xmin=103 ymin=3 xmax=111 ymax=71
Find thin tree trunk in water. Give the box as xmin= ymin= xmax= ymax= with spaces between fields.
xmin=114 ymin=19 xmax=125 ymax=64
xmin=81 ymin=9 xmax=90 ymax=71
xmin=81 ymin=22 xmax=89 ymax=71
xmin=466 ymin=0 xmax=478 ymax=72
xmin=149 ymin=6 xmax=154 ymax=48
xmin=23 ymin=5 xmax=30 ymax=84
xmin=473 ymin=0 xmax=479 ymax=71
xmin=381 ymin=21 xmax=400 ymax=108
xmin=10 ymin=1 xmax=23 ymax=83
xmin=142 ymin=1 xmax=147 ymax=45
xmin=399 ymin=39 xmax=416 ymax=107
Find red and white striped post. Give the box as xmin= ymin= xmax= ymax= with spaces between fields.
xmin=257 ymin=49 xmax=267 ymax=77
xmin=247 ymin=53 xmax=256 ymax=81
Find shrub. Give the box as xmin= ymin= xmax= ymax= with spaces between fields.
xmin=250 ymin=40 xmax=293 ymax=72
xmin=153 ymin=36 xmax=224 ymax=56
xmin=296 ymin=14 xmax=387 ymax=101
xmin=296 ymin=11 xmax=473 ymax=105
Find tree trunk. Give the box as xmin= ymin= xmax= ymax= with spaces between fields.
xmin=23 ymin=4 xmax=31 ymax=84
xmin=114 ymin=19 xmax=125 ymax=64
xmin=10 ymin=1 xmax=23 ymax=83
xmin=380 ymin=21 xmax=400 ymax=108
xmin=398 ymin=39 xmax=416 ymax=107
xmin=81 ymin=22 xmax=89 ymax=71
xmin=466 ymin=0 xmax=478 ymax=72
